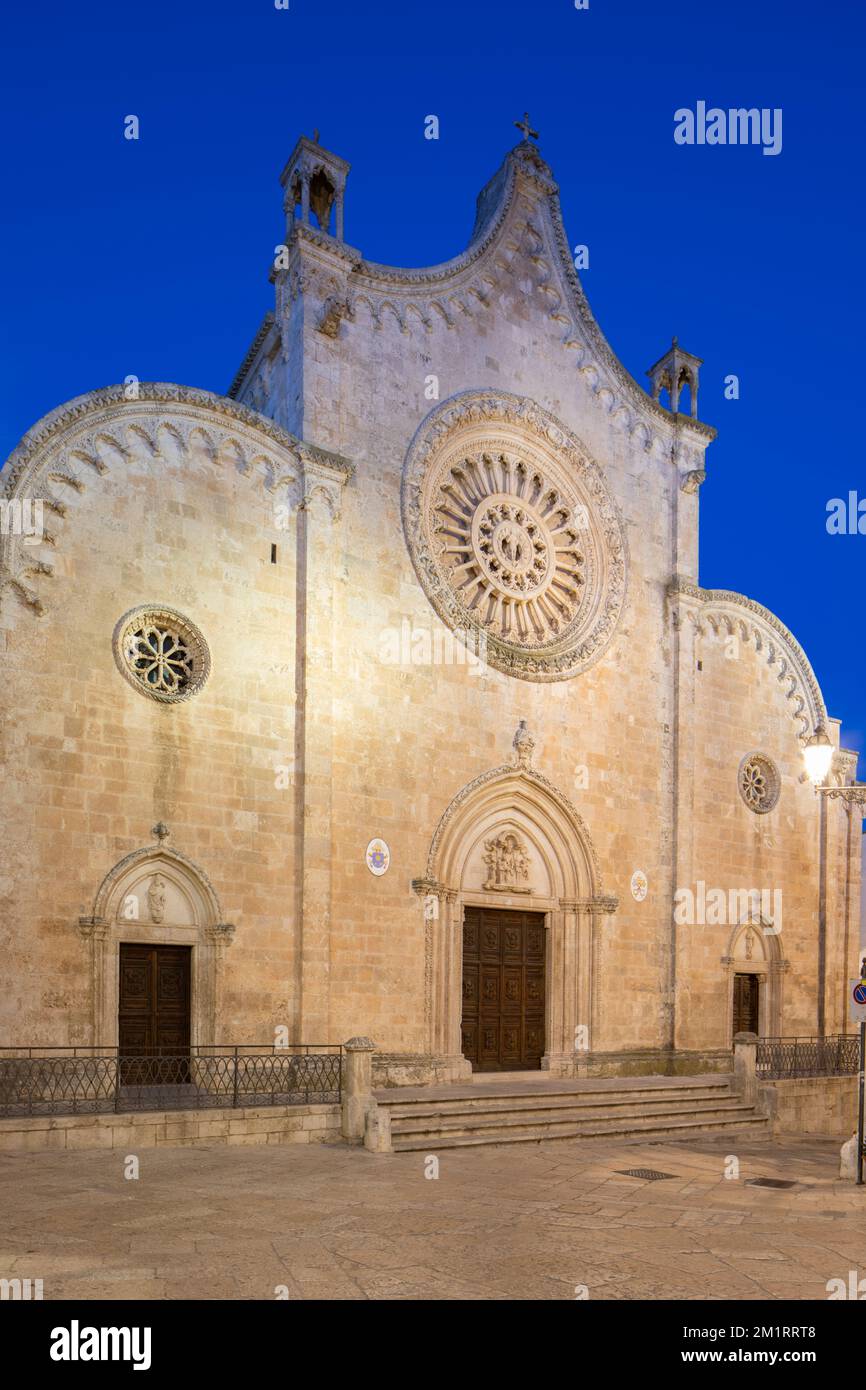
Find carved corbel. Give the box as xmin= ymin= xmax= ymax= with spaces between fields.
xmin=318 ymin=295 xmax=354 ymax=339
xmin=680 ymin=469 xmax=706 ymax=494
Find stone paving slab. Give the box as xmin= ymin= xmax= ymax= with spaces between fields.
xmin=0 ymin=1132 xmax=862 ymax=1300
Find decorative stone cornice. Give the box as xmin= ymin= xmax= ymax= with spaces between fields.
xmin=2 ymin=383 xmax=303 ymax=496
xmin=256 ymin=141 xmax=716 ymax=456
xmin=290 ymin=220 xmax=361 ymax=267
xmin=297 ymin=441 xmax=353 ymax=481
xmin=227 ymin=313 xmax=275 ymax=398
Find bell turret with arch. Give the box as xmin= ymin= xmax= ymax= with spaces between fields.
xmin=280 ymin=132 xmax=349 ymax=243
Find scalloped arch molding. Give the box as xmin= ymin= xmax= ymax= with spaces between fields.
xmin=671 ymin=580 xmax=828 ymax=738
xmin=0 ymin=384 xmax=328 ymax=617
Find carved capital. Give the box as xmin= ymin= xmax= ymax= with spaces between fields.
xmin=207 ymin=922 xmax=236 ymax=947
xmin=559 ymin=895 xmax=618 ymax=914
xmin=78 ymin=915 xmax=109 ymax=941
xmin=299 ymin=446 xmax=354 ymax=522
xmin=412 ymin=877 xmax=446 ymax=898
xmin=589 ymin=895 xmax=619 ymax=915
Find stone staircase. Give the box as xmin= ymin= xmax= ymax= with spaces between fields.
xmin=374 ymin=1072 xmax=769 ymax=1152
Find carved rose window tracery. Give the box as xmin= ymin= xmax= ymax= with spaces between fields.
xmin=402 ymin=393 xmax=627 ymax=681
xmin=738 ymin=753 xmax=781 ymax=814
xmin=113 ymin=606 xmax=211 ymax=704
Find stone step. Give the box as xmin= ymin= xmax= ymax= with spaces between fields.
xmin=391 ymin=1109 xmax=770 ymax=1152
xmin=381 ymin=1083 xmax=734 ymax=1120
xmin=471 ymin=1071 xmax=558 ymax=1083
xmin=390 ymin=1096 xmax=751 ymax=1135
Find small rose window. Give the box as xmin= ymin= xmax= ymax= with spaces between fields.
xmin=113 ymin=606 xmax=211 ymax=703
xmin=738 ymin=752 xmax=781 ymax=814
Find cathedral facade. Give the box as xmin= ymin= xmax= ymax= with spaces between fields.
xmin=1 ymin=131 xmax=861 ymax=1084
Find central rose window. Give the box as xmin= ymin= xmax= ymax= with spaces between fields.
xmin=402 ymin=392 xmax=627 ymax=680
xmin=444 ymin=474 xmax=583 ymax=644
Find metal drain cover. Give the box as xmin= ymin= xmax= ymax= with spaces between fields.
xmin=745 ymin=1177 xmax=798 ymax=1190
xmin=616 ymin=1168 xmax=678 ymax=1181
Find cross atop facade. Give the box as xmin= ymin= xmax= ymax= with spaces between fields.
xmin=514 ymin=112 xmax=539 ymax=143
xmin=152 ymin=821 xmax=170 ymax=844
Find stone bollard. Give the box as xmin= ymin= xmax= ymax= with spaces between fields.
xmin=840 ymin=1131 xmax=859 ymax=1181
xmin=364 ymin=1102 xmax=392 ymax=1154
xmin=733 ymin=1031 xmax=758 ymax=1107
xmin=341 ymin=1037 xmax=376 ymax=1144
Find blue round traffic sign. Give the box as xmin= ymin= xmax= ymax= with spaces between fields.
xmin=853 ymin=983 xmax=866 ymax=1006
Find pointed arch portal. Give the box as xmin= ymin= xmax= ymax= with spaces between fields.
xmin=79 ymin=842 xmax=235 ymax=1050
xmin=414 ymin=763 xmax=617 ymax=1075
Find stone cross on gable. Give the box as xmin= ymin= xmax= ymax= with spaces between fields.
xmin=514 ymin=112 xmax=539 ymax=143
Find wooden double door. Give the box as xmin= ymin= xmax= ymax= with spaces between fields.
xmin=118 ymin=944 xmax=191 ymax=1080
xmin=461 ymin=907 xmax=546 ymax=1071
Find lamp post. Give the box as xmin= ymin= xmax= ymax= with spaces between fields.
xmin=803 ymin=723 xmax=866 ymax=806
xmin=802 ymin=725 xmax=866 ymax=1184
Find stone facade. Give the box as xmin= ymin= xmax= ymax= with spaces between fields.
xmin=1 ymin=131 xmax=862 ymax=1081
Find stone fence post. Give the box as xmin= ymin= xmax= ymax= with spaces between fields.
xmin=341 ymin=1037 xmax=376 ymax=1143
xmin=733 ymin=1031 xmax=758 ymax=1106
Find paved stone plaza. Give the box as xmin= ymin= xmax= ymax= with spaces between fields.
xmin=2 ymin=1134 xmax=863 ymax=1300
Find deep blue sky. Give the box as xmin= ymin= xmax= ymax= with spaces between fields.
xmin=2 ymin=0 xmax=863 ymax=756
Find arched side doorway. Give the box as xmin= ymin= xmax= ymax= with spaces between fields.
xmin=79 ymin=841 xmax=235 ymax=1051
xmin=414 ymin=758 xmax=617 ymax=1077
xmin=722 ymin=918 xmax=787 ymax=1045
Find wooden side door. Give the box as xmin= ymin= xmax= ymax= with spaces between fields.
xmin=732 ymin=972 xmax=760 ymax=1035
xmin=118 ymin=944 xmax=191 ymax=1082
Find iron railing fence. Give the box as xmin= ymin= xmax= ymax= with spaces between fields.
xmin=0 ymin=1044 xmax=342 ymax=1118
xmin=756 ymin=1034 xmax=860 ymax=1080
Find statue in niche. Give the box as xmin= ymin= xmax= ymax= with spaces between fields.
xmin=147 ymin=874 xmax=167 ymax=924
xmin=483 ymin=833 xmax=531 ymax=893
xmin=512 ymin=720 xmax=535 ymax=771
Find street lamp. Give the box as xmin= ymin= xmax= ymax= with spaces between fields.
xmin=802 ymin=725 xmax=866 ymax=804
xmin=803 ymin=726 xmax=834 ymax=786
